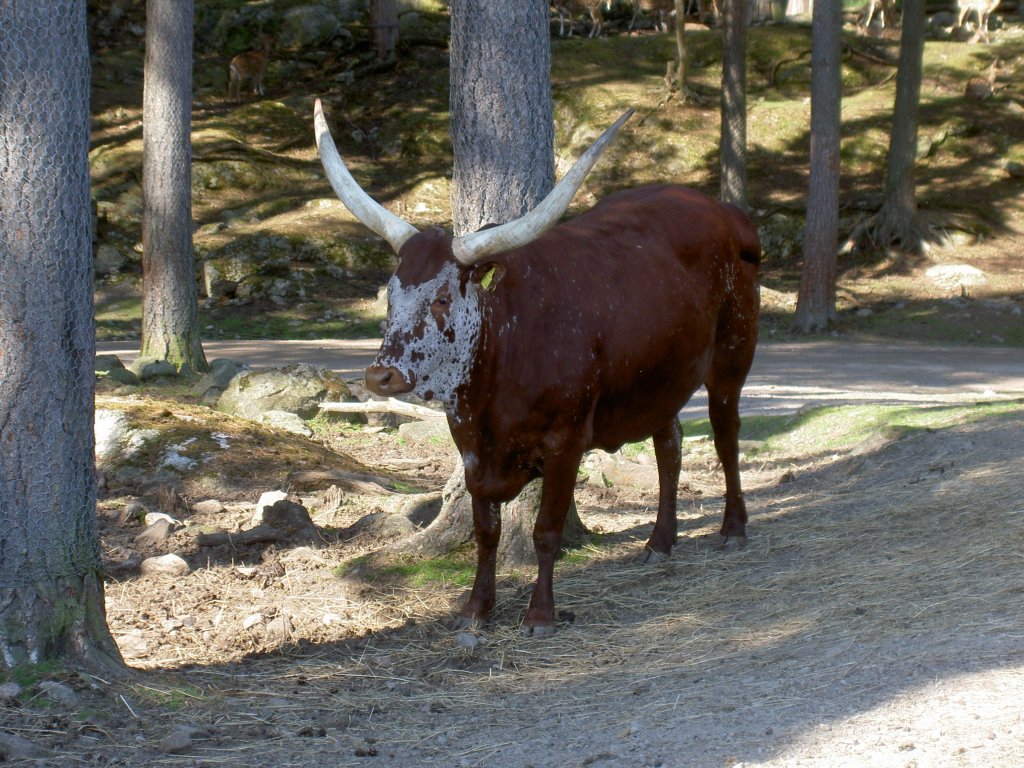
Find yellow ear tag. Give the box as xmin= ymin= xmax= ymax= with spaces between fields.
xmin=479 ymin=265 xmax=497 ymax=292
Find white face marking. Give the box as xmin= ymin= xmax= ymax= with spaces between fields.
xmin=375 ymin=261 xmax=482 ymax=405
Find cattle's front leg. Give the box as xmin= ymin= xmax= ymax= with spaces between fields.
xmin=457 ymin=496 xmax=501 ymax=628
xmin=523 ymin=453 xmax=581 ymax=638
xmin=644 ymin=418 xmax=682 ymax=562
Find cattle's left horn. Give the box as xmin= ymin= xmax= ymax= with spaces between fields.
xmin=452 ymin=108 xmax=635 ymax=266
xmin=314 ymin=99 xmax=419 ymax=255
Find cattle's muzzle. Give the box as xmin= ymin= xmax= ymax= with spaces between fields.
xmin=365 ymin=365 xmax=415 ymax=396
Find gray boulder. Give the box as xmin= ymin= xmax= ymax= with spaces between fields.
xmin=217 ymin=364 xmax=351 ymax=421
xmin=278 ymin=6 xmax=343 ymax=49
xmin=95 ymin=243 xmax=129 ymax=276
xmin=192 ymin=358 xmax=250 ymax=403
xmin=96 ymin=354 xmax=140 ymax=386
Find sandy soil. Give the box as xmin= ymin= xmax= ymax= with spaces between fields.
xmin=2 ymin=394 xmax=1022 ymax=768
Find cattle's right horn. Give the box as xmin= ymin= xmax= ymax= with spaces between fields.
xmin=314 ymin=99 xmax=419 ymax=255
xmin=452 ymin=108 xmax=635 ymax=266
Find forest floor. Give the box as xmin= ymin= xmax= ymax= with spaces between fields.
xmin=4 ymin=4 xmax=1024 ymax=767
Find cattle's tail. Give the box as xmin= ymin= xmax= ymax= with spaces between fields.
xmin=723 ymin=203 xmax=761 ymax=268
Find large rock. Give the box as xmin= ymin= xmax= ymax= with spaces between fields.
xmin=94 ymin=243 xmax=128 ymax=276
xmin=217 ymin=364 xmax=351 ymax=421
xmin=278 ymin=6 xmax=343 ymax=49
xmin=96 ymin=354 xmax=139 ymax=386
xmin=925 ymin=264 xmax=986 ymax=292
xmin=191 ymin=358 xmax=250 ymax=403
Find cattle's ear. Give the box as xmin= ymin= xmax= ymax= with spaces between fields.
xmin=470 ymin=262 xmax=505 ymax=293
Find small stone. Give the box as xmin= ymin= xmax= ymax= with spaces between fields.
xmin=455 ymin=632 xmax=481 ymax=651
xmin=0 ymin=682 xmax=21 ymax=700
xmin=121 ymin=500 xmax=147 ymax=524
xmin=135 ymin=518 xmax=173 ymax=547
xmin=139 ymin=553 xmax=190 ymax=577
xmin=38 ymin=680 xmax=79 ymax=707
xmin=242 ymin=613 xmax=264 ymax=630
xmin=266 ymin=616 xmax=294 ymax=639
xmin=251 ymin=490 xmax=288 ymax=526
xmin=0 ymin=732 xmax=39 ymax=759
xmin=191 ymin=499 xmax=225 ymax=515
xmin=116 ymin=629 xmax=149 ymax=660
xmin=144 ymin=511 xmax=180 ymax=528
xmin=158 ymin=729 xmax=193 ymax=754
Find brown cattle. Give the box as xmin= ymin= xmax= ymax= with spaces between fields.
xmin=313 ymin=100 xmax=760 ymax=637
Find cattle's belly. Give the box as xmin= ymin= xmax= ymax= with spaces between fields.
xmin=589 ymin=353 xmax=707 ymax=451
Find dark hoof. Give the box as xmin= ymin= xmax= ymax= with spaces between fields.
xmin=522 ymin=623 xmax=556 ymax=639
xmin=642 ymin=546 xmax=672 ymax=564
xmin=718 ymin=534 xmax=748 ymax=550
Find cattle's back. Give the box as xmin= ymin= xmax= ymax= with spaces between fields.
xmin=470 ymin=183 xmax=758 ymax=448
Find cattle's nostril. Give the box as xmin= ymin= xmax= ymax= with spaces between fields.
xmin=365 ymin=364 xmax=414 ymax=396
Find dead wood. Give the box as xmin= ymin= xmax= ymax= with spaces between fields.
xmin=287 ymin=468 xmax=397 ymax=495
xmin=319 ymin=398 xmax=446 ymax=421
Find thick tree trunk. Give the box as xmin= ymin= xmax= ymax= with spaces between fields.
xmin=449 ymin=0 xmax=555 ymax=235
xmin=392 ymin=456 xmax=586 ymax=565
xmin=793 ymin=0 xmax=842 ymax=333
xmin=140 ymin=0 xmax=208 ymax=376
xmin=719 ymin=0 xmax=748 ymax=209
xmin=399 ymin=0 xmax=587 ymax=566
xmin=865 ymin=0 xmax=930 ymax=252
xmin=0 ymin=0 xmax=124 ymax=674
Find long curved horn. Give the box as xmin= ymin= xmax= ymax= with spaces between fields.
xmin=314 ymin=99 xmax=419 ymax=255
xmin=452 ymin=108 xmax=635 ymax=266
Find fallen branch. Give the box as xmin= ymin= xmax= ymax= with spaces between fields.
xmin=319 ymin=397 xmax=446 ymax=421
xmin=287 ymin=468 xmax=397 ymax=494
xmin=196 ymin=524 xmax=288 ymax=548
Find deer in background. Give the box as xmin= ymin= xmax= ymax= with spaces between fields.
xmin=630 ymin=0 xmax=674 ymax=32
xmin=859 ymin=0 xmax=897 ymax=30
xmin=629 ymin=0 xmax=719 ymax=34
xmin=956 ymin=0 xmax=1001 ymax=36
xmin=228 ymin=34 xmax=272 ymax=102
xmin=552 ymin=0 xmax=607 ymax=37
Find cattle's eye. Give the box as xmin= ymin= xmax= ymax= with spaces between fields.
xmin=434 ymin=296 xmax=449 ymax=307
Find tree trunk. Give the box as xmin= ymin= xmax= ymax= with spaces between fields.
xmin=866 ymin=0 xmax=930 ymax=252
xmin=793 ymin=0 xmax=842 ymax=333
xmin=449 ymin=0 xmax=555 ymax=235
xmin=140 ymin=0 xmax=208 ymax=377
xmin=371 ymin=0 xmax=399 ymax=63
xmin=719 ymin=0 xmax=748 ymax=209
xmin=0 ymin=0 xmax=124 ymax=674
xmin=400 ymin=0 xmax=587 ymax=566
xmin=672 ymin=0 xmax=688 ymax=97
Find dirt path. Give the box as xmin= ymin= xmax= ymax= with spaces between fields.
xmin=98 ymin=338 xmax=1024 ymax=416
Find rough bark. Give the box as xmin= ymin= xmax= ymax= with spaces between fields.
xmin=449 ymin=0 xmax=555 ymax=235
xmin=862 ymin=0 xmax=931 ymax=253
xmin=0 ymin=0 xmax=124 ymax=674
xmin=793 ymin=0 xmax=842 ymax=333
xmin=719 ymin=0 xmax=748 ymax=209
xmin=140 ymin=0 xmax=208 ymax=376
xmin=399 ymin=0 xmax=587 ymax=565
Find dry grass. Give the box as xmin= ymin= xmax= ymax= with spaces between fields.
xmin=81 ymin=407 xmax=1024 ymax=766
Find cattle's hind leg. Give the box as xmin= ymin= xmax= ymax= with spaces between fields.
xmin=705 ymin=375 xmax=749 ymax=544
xmin=644 ymin=418 xmax=682 ymax=563
xmin=705 ymin=345 xmax=755 ymax=545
